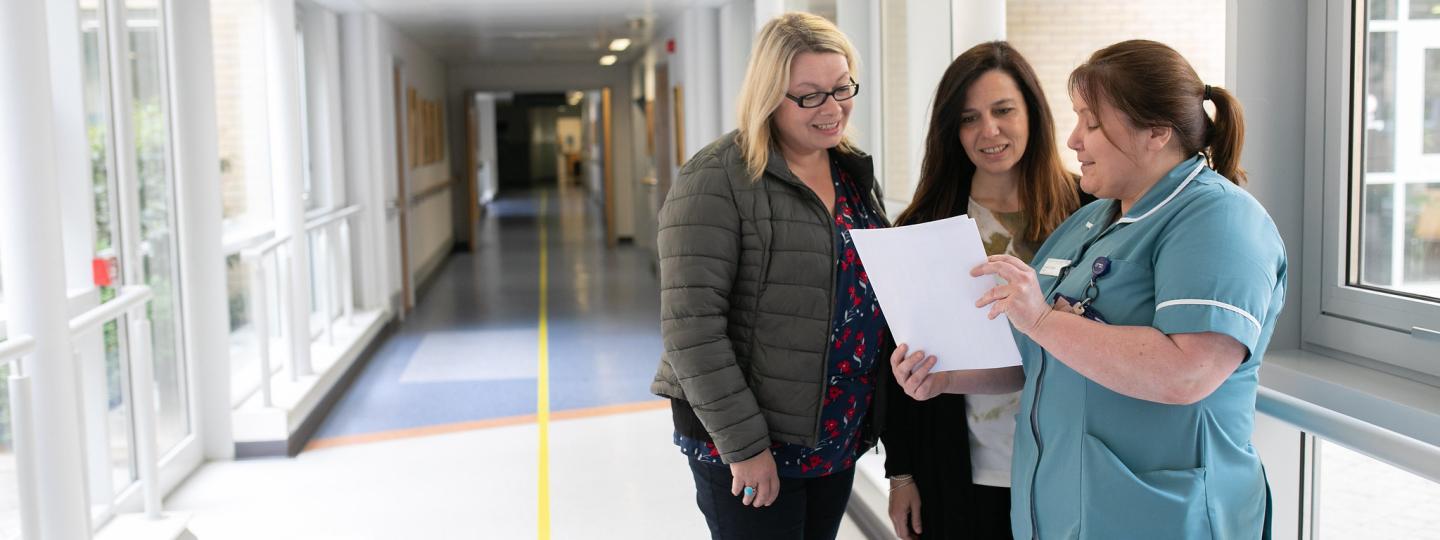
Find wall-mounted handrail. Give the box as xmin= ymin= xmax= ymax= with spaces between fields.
xmin=1257 ymin=386 xmax=1440 ymax=484
xmin=304 ymin=204 xmax=361 ymax=232
xmin=221 ymin=225 xmax=276 ymax=258
xmin=242 ymin=233 xmax=292 ymax=261
xmin=0 ymin=335 xmax=35 ymax=367
xmin=68 ymin=286 xmax=162 ymax=519
xmin=408 ymin=180 xmax=452 ymax=207
xmin=69 ymin=285 xmax=152 ymax=337
xmin=0 ymin=334 xmax=38 ymax=538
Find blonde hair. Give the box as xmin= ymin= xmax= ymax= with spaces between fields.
xmin=735 ymin=12 xmax=861 ymax=181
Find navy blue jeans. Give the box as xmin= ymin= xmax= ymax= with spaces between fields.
xmin=687 ymin=458 xmax=855 ymax=540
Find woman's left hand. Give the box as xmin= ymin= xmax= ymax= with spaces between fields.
xmin=890 ymin=344 xmax=944 ymax=401
xmin=972 ymin=254 xmax=1052 ymax=336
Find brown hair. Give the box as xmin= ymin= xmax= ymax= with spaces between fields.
xmin=736 ymin=12 xmax=861 ymax=181
xmin=896 ymin=41 xmax=1079 ymax=243
xmin=1069 ymin=39 xmax=1247 ymax=184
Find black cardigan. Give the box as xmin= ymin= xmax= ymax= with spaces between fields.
xmin=879 ymin=185 xmax=1094 ymax=538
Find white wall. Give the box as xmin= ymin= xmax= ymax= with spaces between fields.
xmin=1231 ymin=3 xmax=1309 ymax=532
xmin=340 ymin=13 xmax=387 ymax=310
xmin=1231 ymin=0 xmax=1307 ymax=351
xmin=369 ymin=17 xmax=452 ymax=300
xmin=718 ymin=0 xmax=754 ymax=134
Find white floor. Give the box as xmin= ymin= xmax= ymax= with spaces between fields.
xmin=166 ymin=408 xmax=871 ymax=539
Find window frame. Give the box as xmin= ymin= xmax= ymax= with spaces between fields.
xmin=1305 ymin=0 xmax=1440 ymax=378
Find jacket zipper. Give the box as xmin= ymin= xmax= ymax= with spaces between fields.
xmin=785 ymin=165 xmax=840 ymax=447
xmin=779 ymin=158 xmax=880 ymax=448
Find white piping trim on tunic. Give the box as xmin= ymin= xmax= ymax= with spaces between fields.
xmin=1118 ymin=160 xmax=1207 ymax=224
xmin=1156 ymin=299 xmax=1262 ymax=334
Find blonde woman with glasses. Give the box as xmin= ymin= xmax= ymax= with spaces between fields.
xmin=650 ymin=12 xmax=891 ymax=539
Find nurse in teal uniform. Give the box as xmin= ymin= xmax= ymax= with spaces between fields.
xmin=889 ymin=40 xmax=1286 ymax=539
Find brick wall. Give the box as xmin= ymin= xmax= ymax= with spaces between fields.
xmin=1006 ymin=0 xmax=1227 ymax=169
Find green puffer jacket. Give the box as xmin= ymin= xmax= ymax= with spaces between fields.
xmin=650 ymin=131 xmax=890 ymax=464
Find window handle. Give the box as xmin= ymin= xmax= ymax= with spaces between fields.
xmin=1412 ymin=326 xmax=1440 ymax=343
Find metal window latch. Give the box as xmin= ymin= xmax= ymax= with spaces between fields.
xmin=1412 ymin=326 xmax=1440 ymax=343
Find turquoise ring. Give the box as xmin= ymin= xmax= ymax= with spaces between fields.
xmin=743 ymin=486 xmax=756 ymax=497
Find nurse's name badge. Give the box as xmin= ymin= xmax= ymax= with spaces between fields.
xmin=1039 ymin=258 xmax=1071 ymax=277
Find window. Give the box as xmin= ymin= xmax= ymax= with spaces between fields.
xmin=1357 ymin=0 xmax=1440 ymax=300
xmin=1314 ymin=438 xmax=1440 ymax=537
xmin=0 ymin=257 xmax=12 ymax=540
xmin=1310 ymin=0 xmax=1440 ymax=376
xmin=125 ymin=0 xmax=192 ymax=459
xmin=296 ymin=17 xmax=318 ymax=211
xmin=77 ymin=0 xmax=140 ymax=514
xmin=211 ymin=0 xmax=281 ymax=407
xmin=211 ymin=0 xmax=275 ymax=235
xmin=784 ymin=0 xmax=837 ymax=22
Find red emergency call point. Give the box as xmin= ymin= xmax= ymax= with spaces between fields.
xmin=92 ymin=256 xmax=117 ymax=287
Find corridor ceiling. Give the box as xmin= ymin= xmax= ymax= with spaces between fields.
xmin=308 ymin=0 xmax=707 ymax=64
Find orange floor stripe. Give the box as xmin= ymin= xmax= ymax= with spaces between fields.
xmin=550 ymin=399 xmax=668 ymax=421
xmin=305 ymin=414 xmax=538 ymax=451
xmin=303 ymin=399 xmax=669 ymax=452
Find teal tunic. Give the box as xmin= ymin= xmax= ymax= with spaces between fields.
xmin=1010 ymin=155 xmax=1287 ymax=539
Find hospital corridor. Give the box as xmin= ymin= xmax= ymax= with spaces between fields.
xmin=0 ymin=0 xmax=1438 ymax=539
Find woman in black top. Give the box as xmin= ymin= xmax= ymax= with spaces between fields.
xmin=881 ymin=41 xmax=1087 ymax=540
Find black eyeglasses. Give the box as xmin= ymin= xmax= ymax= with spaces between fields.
xmin=784 ymin=79 xmax=860 ymax=108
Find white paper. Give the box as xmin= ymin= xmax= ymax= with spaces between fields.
xmin=849 ymin=215 xmax=1023 ymax=371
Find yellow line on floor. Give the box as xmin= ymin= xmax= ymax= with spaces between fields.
xmin=537 ymin=191 xmax=551 ymax=540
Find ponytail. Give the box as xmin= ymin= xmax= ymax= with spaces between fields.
xmin=1204 ymin=85 xmax=1246 ymax=185
xmin=1071 ymin=40 xmax=1249 ymax=186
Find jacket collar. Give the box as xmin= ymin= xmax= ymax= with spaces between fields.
xmin=762 ymin=143 xmax=879 ymax=194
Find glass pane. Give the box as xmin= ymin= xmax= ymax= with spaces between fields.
xmin=226 ymin=253 xmax=260 ymax=403
xmin=784 ymin=0 xmax=837 ymax=22
xmin=309 ymin=235 xmax=321 ymax=319
xmin=1315 ymin=439 xmax=1440 ymax=538
xmin=1357 ymin=14 xmax=1440 ymax=300
xmin=81 ymin=0 xmax=118 ymax=258
xmin=1365 ymin=31 xmax=1397 ymax=173
xmin=0 ymin=362 xmax=18 ymax=540
xmin=1427 ymin=50 xmax=1440 ymax=154
xmin=211 ymin=0 xmax=273 ymax=228
xmin=1411 ymin=0 xmax=1440 ymax=20
xmin=127 ymin=0 xmax=190 ymax=455
xmin=103 ymin=315 xmax=135 ymax=497
xmin=1404 ymin=183 xmax=1440 ymax=295
xmin=1370 ymin=0 xmax=1398 ymax=21
xmin=1361 ymin=183 xmax=1395 ymax=286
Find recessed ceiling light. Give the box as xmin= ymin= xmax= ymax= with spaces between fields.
xmin=609 ymin=38 xmax=631 ymax=52
xmin=599 ymin=55 xmax=618 ymax=66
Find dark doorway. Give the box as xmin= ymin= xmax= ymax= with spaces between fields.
xmin=493 ymin=93 xmax=580 ymax=193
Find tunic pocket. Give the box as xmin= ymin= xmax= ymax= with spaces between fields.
xmin=1080 ymin=433 xmax=1213 ymax=539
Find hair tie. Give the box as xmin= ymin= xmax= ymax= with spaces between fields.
xmin=1203 ymin=85 xmax=1213 ymax=101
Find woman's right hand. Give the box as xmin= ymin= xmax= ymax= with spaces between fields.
xmin=891 ymin=343 xmax=945 ymax=401
xmin=729 ymin=450 xmax=780 ymax=507
xmin=888 ymin=479 xmax=922 ymax=539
